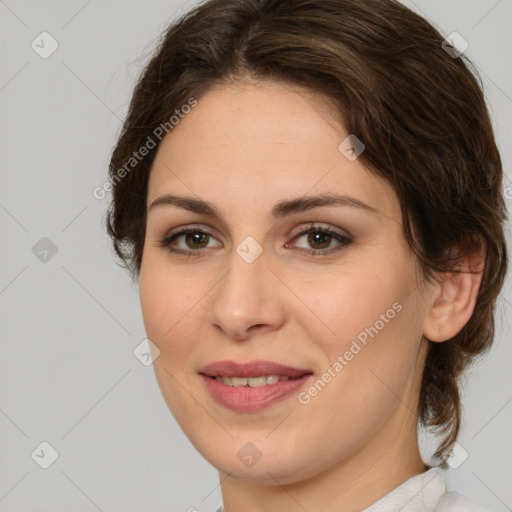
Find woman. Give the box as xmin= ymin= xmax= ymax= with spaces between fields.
xmin=106 ymin=0 xmax=507 ymax=510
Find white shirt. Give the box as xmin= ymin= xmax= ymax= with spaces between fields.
xmin=215 ymin=467 xmax=487 ymax=511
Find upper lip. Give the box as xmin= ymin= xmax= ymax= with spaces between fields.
xmin=200 ymin=360 xmax=313 ymax=378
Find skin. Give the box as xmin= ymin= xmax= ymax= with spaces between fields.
xmin=138 ymin=79 xmax=483 ymax=512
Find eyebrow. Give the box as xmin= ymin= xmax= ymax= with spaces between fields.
xmin=148 ymin=192 xmax=377 ymax=220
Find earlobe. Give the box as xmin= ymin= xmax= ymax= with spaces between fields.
xmin=423 ymin=241 xmax=485 ymax=343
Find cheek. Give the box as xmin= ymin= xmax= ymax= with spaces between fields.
xmin=139 ymin=256 xmax=201 ymax=354
xmin=291 ymin=256 xmax=413 ymax=352
xmin=293 ymin=299 xmax=422 ymax=459
xmin=312 ymin=281 xmax=423 ymax=415
xmin=289 ymin=250 xmax=423 ymax=406
xmin=139 ymin=258 xmax=204 ymax=419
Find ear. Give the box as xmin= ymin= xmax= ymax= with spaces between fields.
xmin=423 ymin=238 xmax=485 ymax=343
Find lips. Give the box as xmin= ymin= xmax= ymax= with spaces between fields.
xmin=200 ymin=360 xmax=312 ymax=379
xmin=199 ymin=360 xmax=314 ymax=411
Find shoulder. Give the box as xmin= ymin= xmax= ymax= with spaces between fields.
xmin=435 ymin=490 xmax=490 ymax=511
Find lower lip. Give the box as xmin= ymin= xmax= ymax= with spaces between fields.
xmin=201 ymin=375 xmax=312 ymax=412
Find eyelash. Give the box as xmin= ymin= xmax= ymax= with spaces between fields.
xmin=158 ymin=223 xmax=353 ymax=258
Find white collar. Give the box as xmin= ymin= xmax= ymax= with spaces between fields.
xmin=364 ymin=467 xmax=445 ymax=511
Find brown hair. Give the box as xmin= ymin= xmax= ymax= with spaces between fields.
xmin=105 ymin=0 xmax=508 ymax=465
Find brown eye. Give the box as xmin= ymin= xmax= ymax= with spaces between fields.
xmin=290 ymin=224 xmax=353 ymax=256
xmin=184 ymin=232 xmax=210 ymax=249
xmin=158 ymin=227 xmax=222 ymax=256
xmin=306 ymin=231 xmax=333 ymax=250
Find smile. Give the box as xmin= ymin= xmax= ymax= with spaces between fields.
xmin=200 ymin=360 xmax=313 ymax=411
xmin=212 ymin=375 xmax=292 ymax=387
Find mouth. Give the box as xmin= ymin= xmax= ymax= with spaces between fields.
xmin=207 ymin=374 xmax=297 ymax=387
xmin=199 ymin=360 xmax=314 ymax=411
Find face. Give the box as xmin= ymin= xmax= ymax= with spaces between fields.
xmin=139 ymin=80 xmax=433 ymax=484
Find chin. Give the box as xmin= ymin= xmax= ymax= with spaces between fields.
xmin=196 ymin=438 xmax=325 ymax=484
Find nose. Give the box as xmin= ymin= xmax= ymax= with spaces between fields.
xmin=207 ymin=248 xmax=286 ymax=341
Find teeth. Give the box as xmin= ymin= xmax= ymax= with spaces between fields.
xmin=215 ymin=375 xmax=289 ymax=387
xmin=248 ymin=376 xmax=266 ymax=387
xmin=232 ymin=377 xmax=248 ymax=387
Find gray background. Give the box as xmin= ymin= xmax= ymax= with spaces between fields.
xmin=1 ymin=1 xmax=511 ymax=511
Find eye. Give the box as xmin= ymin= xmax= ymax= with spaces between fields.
xmin=287 ymin=223 xmax=353 ymax=256
xmin=158 ymin=226 xmax=222 ymax=257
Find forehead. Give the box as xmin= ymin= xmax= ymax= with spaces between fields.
xmin=147 ymin=81 xmax=399 ymax=222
